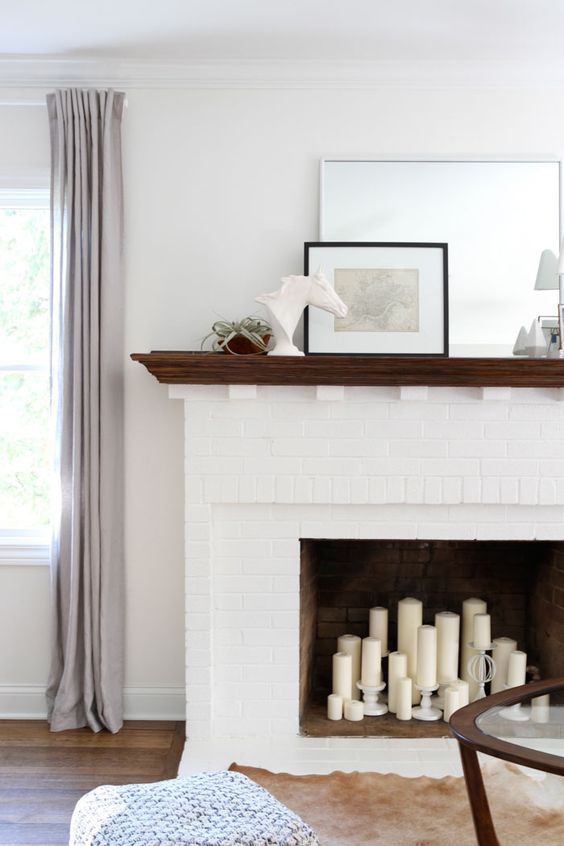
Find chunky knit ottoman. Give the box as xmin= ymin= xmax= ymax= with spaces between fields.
xmin=69 ymin=770 xmax=319 ymax=846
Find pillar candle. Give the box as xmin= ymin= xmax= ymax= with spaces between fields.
xmin=416 ymin=625 xmax=437 ymax=688
xmin=396 ymin=677 xmax=413 ymax=721
xmin=443 ymin=687 xmax=460 ymax=722
xmin=398 ymin=597 xmax=423 ymax=702
xmin=388 ymin=651 xmax=408 ymax=714
xmin=449 ymin=678 xmax=469 ymax=708
xmin=332 ymin=652 xmax=352 ymax=701
xmin=361 ymin=637 xmax=382 ymax=687
xmin=461 ymin=597 xmax=487 ymax=700
xmin=435 ymin=611 xmax=460 ymax=685
xmin=344 ymin=700 xmax=364 ymax=721
xmin=490 ymin=637 xmax=517 ymax=694
xmin=369 ymin=607 xmax=388 ymax=654
xmin=531 ymin=694 xmax=550 ymax=724
xmin=506 ymin=650 xmax=527 ymax=688
xmin=473 ymin=613 xmax=491 ymax=650
xmin=327 ymin=693 xmax=343 ymax=720
xmin=337 ymin=634 xmax=362 ymax=700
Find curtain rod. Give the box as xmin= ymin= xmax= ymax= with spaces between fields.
xmin=0 ymin=94 xmax=128 ymax=108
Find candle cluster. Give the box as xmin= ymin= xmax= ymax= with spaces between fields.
xmin=328 ymin=596 xmax=529 ymax=723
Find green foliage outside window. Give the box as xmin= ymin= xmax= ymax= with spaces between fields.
xmin=0 ymin=208 xmax=51 ymax=529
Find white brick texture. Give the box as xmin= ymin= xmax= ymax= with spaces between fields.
xmin=171 ymin=385 xmax=564 ymax=742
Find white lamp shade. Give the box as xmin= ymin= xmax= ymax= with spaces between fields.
xmin=535 ymin=249 xmax=559 ymax=290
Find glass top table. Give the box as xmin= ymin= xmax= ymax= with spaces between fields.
xmin=450 ymin=677 xmax=564 ymax=846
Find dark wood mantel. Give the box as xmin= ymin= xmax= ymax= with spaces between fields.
xmin=131 ymin=351 xmax=564 ymax=388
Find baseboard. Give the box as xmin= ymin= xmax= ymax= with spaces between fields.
xmin=0 ymin=685 xmax=47 ymax=719
xmin=122 ymin=686 xmax=186 ymax=720
xmin=0 ymin=684 xmax=185 ymax=721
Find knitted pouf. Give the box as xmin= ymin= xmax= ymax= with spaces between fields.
xmin=69 ymin=770 xmax=319 ymax=846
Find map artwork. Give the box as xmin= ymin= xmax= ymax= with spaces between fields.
xmin=334 ymin=268 xmax=420 ymax=333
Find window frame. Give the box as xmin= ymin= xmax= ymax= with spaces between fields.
xmin=0 ymin=179 xmax=51 ymax=566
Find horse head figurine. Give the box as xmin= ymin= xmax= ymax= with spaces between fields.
xmin=256 ymin=272 xmax=348 ymax=356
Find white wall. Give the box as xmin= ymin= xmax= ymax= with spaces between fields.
xmin=2 ymin=79 xmax=564 ymax=719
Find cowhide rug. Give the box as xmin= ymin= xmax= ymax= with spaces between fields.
xmin=230 ymin=761 xmax=564 ymax=845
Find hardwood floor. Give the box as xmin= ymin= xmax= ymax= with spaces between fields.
xmin=0 ymin=720 xmax=185 ymax=845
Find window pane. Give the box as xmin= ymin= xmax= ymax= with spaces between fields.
xmin=0 ymin=208 xmax=49 ymax=364
xmin=0 ymin=371 xmax=51 ymax=530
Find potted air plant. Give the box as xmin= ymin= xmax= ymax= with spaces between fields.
xmin=201 ymin=316 xmax=272 ymax=355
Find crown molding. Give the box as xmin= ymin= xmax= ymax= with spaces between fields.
xmin=1 ymin=57 xmax=564 ymax=90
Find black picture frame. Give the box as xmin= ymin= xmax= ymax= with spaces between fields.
xmin=304 ymin=241 xmax=449 ymax=357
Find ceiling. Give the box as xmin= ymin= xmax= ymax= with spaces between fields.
xmin=1 ymin=0 xmax=564 ymax=63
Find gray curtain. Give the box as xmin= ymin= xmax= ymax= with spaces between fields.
xmin=46 ymin=89 xmax=125 ymax=733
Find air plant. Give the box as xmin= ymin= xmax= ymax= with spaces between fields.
xmin=201 ymin=316 xmax=272 ymax=354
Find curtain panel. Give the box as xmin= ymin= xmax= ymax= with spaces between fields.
xmin=46 ymin=88 xmax=125 ymax=733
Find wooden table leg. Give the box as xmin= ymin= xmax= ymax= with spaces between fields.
xmin=458 ymin=743 xmax=500 ymax=846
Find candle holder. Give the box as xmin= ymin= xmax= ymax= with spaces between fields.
xmin=356 ymin=680 xmax=388 ymax=716
xmin=413 ymin=684 xmax=442 ymax=721
xmin=467 ymin=642 xmax=497 ymax=701
xmin=499 ymin=685 xmax=530 ymax=722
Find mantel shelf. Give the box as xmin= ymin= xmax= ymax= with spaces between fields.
xmin=130 ymin=351 xmax=564 ymax=388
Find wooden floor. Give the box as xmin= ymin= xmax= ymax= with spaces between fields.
xmin=0 ymin=720 xmax=185 ymax=845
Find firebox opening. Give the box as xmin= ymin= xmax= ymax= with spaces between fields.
xmin=299 ymin=539 xmax=564 ymax=738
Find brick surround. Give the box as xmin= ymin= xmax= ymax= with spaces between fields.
xmin=171 ymin=383 xmax=564 ymax=749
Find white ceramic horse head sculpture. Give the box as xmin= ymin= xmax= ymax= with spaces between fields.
xmin=256 ymin=272 xmax=348 ymax=356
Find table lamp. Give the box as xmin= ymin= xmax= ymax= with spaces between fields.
xmin=534 ymin=248 xmax=564 ymax=356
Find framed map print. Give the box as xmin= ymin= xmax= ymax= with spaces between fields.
xmin=304 ymin=242 xmax=449 ymax=356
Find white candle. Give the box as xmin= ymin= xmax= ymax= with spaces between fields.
xmin=435 ymin=611 xmax=460 ymax=685
xmin=387 ymin=651 xmax=408 ymax=714
xmin=443 ymin=687 xmax=460 ymax=722
xmin=396 ymin=677 xmax=413 ymax=721
xmin=369 ymin=607 xmax=388 ymax=654
xmin=461 ymin=597 xmax=487 ymax=699
xmin=416 ymin=625 xmax=437 ymax=688
xmin=327 ymin=693 xmax=343 ymax=721
xmin=449 ymin=678 xmax=469 ymax=708
xmin=332 ymin=652 xmax=352 ymax=701
xmin=473 ymin=613 xmax=491 ymax=650
xmin=360 ymin=637 xmax=382 ymax=687
xmin=490 ymin=637 xmax=517 ymax=694
xmin=344 ymin=699 xmax=364 ymax=722
xmin=531 ymin=694 xmax=550 ymax=724
xmin=398 ymin=597 xmax=423 ymax=702
xmin=337 ymin=634 xmax=362 ymax=700
xmin=506 ymin=650 xmax=527 ymax=688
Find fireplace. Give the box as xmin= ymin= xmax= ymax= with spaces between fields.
xmin=300 ymin=538 xmax=564 ymax=738
xmin=167 ymin=381 xmax=564 ymax=775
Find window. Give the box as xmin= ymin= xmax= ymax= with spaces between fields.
xmin=0 ymin=188 xmax=50 ymax=563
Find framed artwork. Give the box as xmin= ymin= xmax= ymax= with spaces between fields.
xmin=304 ymin=241 xmax=449 ymax=356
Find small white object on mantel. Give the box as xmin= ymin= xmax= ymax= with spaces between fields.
xmin=512 ymin=325 xmax=529 ymax=356
xmin=525 ymin=318 xmax=547 ymax=358
xmin=255 ymin=272 xmax=347 ymax=356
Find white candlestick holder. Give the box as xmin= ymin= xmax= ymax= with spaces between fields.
xmin=356 ymin=680 xmax=388 ymax=716
xmin=413 ymin=684 xmax=442 ymax=721
xmin=499 ymin=685 xmax=530 ymax=722
xmin=468 ymin=642 xmax=497 ymax=701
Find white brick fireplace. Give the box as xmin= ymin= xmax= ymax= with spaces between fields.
xmin=173 ymin=383 xmax=564 ymax=776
